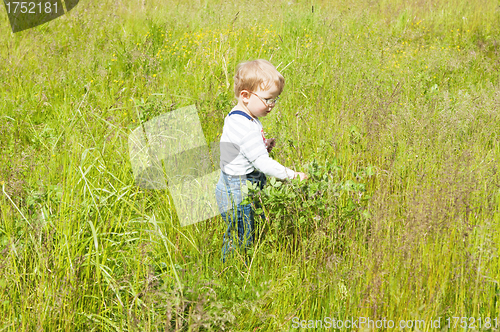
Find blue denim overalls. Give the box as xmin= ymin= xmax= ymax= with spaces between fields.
xmin=215 ymin=169 xmax=266 ymax=263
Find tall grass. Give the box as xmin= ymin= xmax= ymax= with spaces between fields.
xmin=1 ymin=0 xmax=499 ymax=330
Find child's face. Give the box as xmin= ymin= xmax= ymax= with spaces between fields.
xmin=239 ymin=84 xmax=280 ymax=119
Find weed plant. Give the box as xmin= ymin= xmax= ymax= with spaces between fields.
xmin=0 ymin=0 xmax=500 ymax=330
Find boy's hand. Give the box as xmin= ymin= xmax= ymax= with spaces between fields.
xmin=265 ymin=138 xmax=276 ymax=153
xmin=294 ymin=172 xmax=309 ymax=181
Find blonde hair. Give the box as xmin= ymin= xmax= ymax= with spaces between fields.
xmin=233 ymin=59 xmax=285 ymax=98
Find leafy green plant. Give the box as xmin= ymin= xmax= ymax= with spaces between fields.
xmin=243 ymin=159 xmax=373 ymax=253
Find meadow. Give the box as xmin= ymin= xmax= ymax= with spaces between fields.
xmin=1 ymin=0 xmax=500 ymax=330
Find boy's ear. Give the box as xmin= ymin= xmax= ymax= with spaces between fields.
xmin=240 ymin=90 xmax=251 ymax=101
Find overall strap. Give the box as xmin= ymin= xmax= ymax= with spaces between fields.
xmin=229 ymin=110 xmax=253 ymax=121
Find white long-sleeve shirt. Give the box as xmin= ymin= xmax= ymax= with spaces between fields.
xmin=219 ymin=108 xmax=296 ymax=180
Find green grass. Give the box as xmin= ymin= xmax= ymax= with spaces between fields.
xmin=1 ymin=0 xmax=500 ymax=330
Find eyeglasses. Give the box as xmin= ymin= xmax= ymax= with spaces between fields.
xmin=249 ymin=91 xmax=280 ymax=106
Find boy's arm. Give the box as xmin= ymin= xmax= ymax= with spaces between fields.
xmin=239 ymin=128 xmax=305 ymax=180
xmin=252 ymin=154 xmax=296 ymax=180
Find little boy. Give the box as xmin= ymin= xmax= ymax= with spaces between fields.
xmin=215 ymin=59 xmax=308 ymax=263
